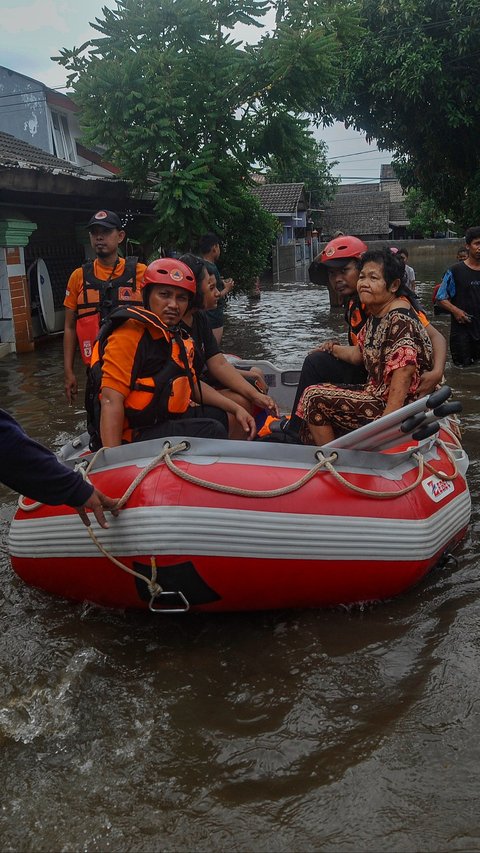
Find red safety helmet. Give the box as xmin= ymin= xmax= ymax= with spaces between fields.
xmin=319 ymin=235 xmax=368 ymax=266
xmin=142 ymin=258 xmax=197 ymax=295
xmin=309 ymin=235 xmax=368 ymax=285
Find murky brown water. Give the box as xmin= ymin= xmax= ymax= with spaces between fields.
xmin=1 ymin=248 xmax=479 ymax=852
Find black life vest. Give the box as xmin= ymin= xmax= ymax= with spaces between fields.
xmin=76 ymin=257 xmax=143 ymax=364
xmin=85 ymin=306 xmax=196 ymax=450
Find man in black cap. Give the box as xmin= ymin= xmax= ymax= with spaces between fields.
xmin=63 ymin=210 xmax=146 ymax=404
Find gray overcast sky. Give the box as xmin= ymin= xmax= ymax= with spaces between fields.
xmin=314 ymin=123 xmax=390 ymax=184
xmin=0 ymin=0 xmax=391 ymax=183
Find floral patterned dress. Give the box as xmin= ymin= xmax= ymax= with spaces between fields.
xmin=297 ymin=308 xmax=433 ymax=442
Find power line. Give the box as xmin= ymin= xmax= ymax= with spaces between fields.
xmin=328 ymin=148 xmax=379 ymax=160
xmin=336 ymin=177 xmax=384 ymax=182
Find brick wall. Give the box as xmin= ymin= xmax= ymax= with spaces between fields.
xmin=6 ymin=246 xmax=34 ymax=353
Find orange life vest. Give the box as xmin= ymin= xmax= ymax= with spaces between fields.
xmin=345 ymin=296 xmax=369 ymax=346
xmin=85 ymin=306 xmax=196 ymax=449
xmin=76 ymin=257 xmax=143 ymax=364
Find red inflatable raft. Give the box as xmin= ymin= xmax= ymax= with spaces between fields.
xmin=8 ymin=379 xmax=470 ymax=614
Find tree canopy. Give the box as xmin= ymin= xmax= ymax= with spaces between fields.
xmin=404 ymin=188 xmax=452 ymax=238
xmin=332 ymin=0 xmax=480 ymax=227
xmin=56 ymin=0 xmax=355 ymax=283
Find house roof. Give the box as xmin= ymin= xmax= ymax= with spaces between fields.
xmin=0 ymin=65 xmax=77 ymax=111
xmin=0 ymin=128 xmax=142 ymax=210
xmin=336 ymin=182 xmax=379 ymax=195
xmin=379 ymin=163 xmax=407 ymax=205
xmin=251 ymin=182 xmax=306 ymax=214
xmin=389 ymin=200 xmax=409 ymax=225
xmin=0 ymin=129 xmax=90 ymax=177
xmin=322 ymin=189 xmax=391 ymax=236
xmin=380 ymin=164 xmax=396 ymax=181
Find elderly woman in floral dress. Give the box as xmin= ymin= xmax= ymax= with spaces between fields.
xmin=297 ymin=247 xmax=434 ymax=446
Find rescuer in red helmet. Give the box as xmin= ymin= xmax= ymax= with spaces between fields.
xmin=85 ymin=258 xmax=256 ymax=448
xmin=308 ymin=235 xmax=369 ymax=289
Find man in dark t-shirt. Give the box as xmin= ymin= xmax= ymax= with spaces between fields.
xmin=435 ymin=226 xmax=480 ymax=366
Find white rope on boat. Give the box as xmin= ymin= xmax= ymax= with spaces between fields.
xmin=18 ymin=434 xmax=461 ymax=517
xmin=420 ymin=438 xmax=460 ymax=481
xmin=315 ymin=439 xmax=459 ymax=499
xmin=161 ymin=442 xmax=336 ymax=497
xmin=86 ymin=528 xmax=162 ymax=598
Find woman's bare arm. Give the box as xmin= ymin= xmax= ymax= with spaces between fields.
xmin=383 ymin=365 xmax=415 ymax=415
xmin=331 ymin=343 xmax=363 ymax=365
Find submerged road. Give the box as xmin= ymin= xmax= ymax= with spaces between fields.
xmin=0 ymin=249 xmax=479 ymax=852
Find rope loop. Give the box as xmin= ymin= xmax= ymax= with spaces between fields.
xmin=418 ymin=437 xmax=459 ymax=481
xmin=314 ymin=449 xmax=425 ymax=499
xmin=313 ymin=436 xmax=460 ymax=500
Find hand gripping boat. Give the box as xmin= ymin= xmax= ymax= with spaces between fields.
xmin=8 ymin=371 xmax=471 ymax=614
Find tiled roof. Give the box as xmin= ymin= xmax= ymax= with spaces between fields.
xmin=380 ymin=163 xmax=406 ymax=203
xmin=0 ymin=129 xmax=91 ymax=177
xmin=251 ymin=182 xmax=306 ymax=213
xmin=322 ymin=190 xmax=391 ymax=236
xmin=336 ymin=182 xmax=379 ymax=195
xmin=389 ymin=200 xmax=409 ymax=225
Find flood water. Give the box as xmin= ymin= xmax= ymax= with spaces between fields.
xmin=1 ymin=247 xmax=480 ymax=852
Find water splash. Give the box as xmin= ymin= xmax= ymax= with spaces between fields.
xmin=0 ymin=647 xmax=104 ymax=744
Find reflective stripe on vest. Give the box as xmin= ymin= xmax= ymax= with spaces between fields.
xmin=76 ymin=257 xmax=142 ymax=365
xmin=86 ymin=306 xmax=196 ymax=445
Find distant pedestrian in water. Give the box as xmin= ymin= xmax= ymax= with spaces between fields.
xmin=251 ymin=276 xmax=261 ymax=300
xmin=398 ymin=248 xmax=416 ymax=292
xmin=198 ymin=233 xmax=234 ymax=345
xmin=433 ymin=246 xmax=470 ymax=314
xmin=435 ymin=226 xmax=480 ymax=366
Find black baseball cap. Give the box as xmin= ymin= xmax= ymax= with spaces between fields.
xmin=86 ymin=210 xmax=123 ymax=230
